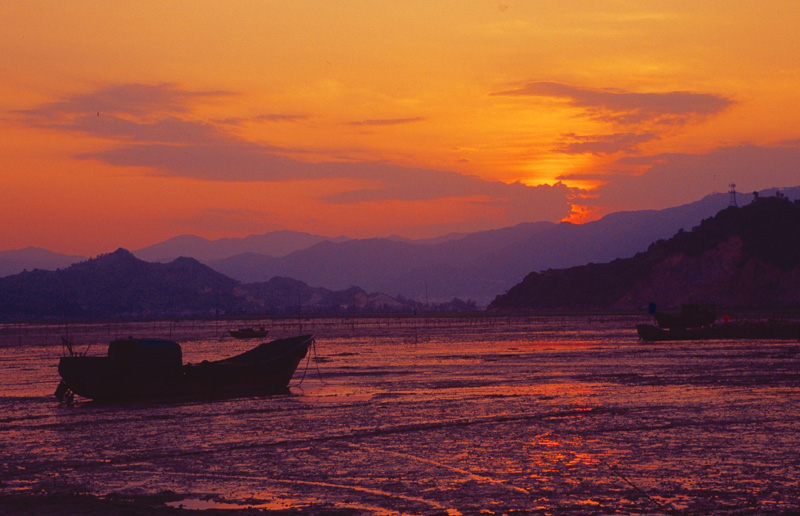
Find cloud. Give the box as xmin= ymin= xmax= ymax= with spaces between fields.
xmin=577 ymin=142 xmax=800 ymax=210
xmin=84 ymin=142 xmax=575 ymax=223
xmin=19 ymin=82 xmax=576 ymax=225
xmin=491 ymin=81 xmax=734 ymax=125
xmin=81 ymin=143 xmax=310 ymax=181
xmin=348 ymin=117 xmax=427 ymax=126
xmin=74 ymin=115 xmax=224 ymax=144
xmin=322 ymin=164 xmax=499 ymax=202
xmin=554 ymin=132 xmax=659 ymax=155
xmin=15 ymin=83 xmax=237 ymax=145
xmin=217 ymin=113 xmax=310 ymax=125
xmin=18 ymin=83 xmax=231 ymax=119
xmin=323 ymin=164 xmax=575 ymax=225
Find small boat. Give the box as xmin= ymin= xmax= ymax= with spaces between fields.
xmin=653 ymin=304 xmax=717 ymax=329
xmin=228 ymin=326 xmax=268 ymax=339
xmin=56 ymin=334 xmax=314 ymax=402
xmin=637 ymin=322 xmax=800 ymax=342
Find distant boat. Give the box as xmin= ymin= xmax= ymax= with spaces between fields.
xmin=228 ymin=326 xmax=268 ymax=339
xmin=636 ymin=321 xmax=800 ymax=342
xmin=55 ymin=334 xmax=314 ymax=402
xmin=653 ymin=304 xmax=717 ymax=329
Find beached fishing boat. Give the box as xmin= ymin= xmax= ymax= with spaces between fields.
xmin=652 ymin=304 xmax=717 ymax=329
xmin=55 ymin=334 xmax=314 ymax=402
xmin=228 ymin=326 xmax=268 ymax=339
xmin=636 ymin=322 xmax=800 ymax=342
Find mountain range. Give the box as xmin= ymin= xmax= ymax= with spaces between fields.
xmin=488 ymin=194 xmax=800 ymax=312
xmin=0 ymin=249 xmax=425 ymax=320
xmin=0 ymin=247 xmax=87 ymax=278
xmin=2 ymin=187 xmax=798 ymax=304
xmin=197 ymin=187 xmax=800 ymax=303
xmin=133 ymin=230 xmax=351 ymax=263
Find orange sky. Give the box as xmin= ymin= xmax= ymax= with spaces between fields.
xmin=3 ymin=1 xmax=800 ymax=256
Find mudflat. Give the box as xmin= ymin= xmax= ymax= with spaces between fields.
xmin=1 ymin=316 xmax=799 ymax=515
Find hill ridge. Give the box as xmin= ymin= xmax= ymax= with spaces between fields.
xmin=488 ymin=194 xmax=800 ymax=312
xmin=0 ymin=250 xmax=431 ymax=320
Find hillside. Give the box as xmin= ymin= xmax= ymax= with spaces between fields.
xmin=0 ymin=249 xmax=421 ymax=320
xmin=0 ymin=249 xmax=242 ymax=319
xmin=488 ymin=195 xmax=800 ymax=312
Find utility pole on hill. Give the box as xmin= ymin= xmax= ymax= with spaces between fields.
xmin=729 ymin=183 xmax=738 ymax=207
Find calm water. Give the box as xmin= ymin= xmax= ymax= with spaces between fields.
xmin=1 ymin=316 xmax=799 ymax=515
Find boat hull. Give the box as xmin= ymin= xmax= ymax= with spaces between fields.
xmin=652 ymin=304 xmax=717 ymax=329
xmin=57 ymin=335 xmax=313 ymax=402
xmin=637 ymin=323 xmax=800 ymax=342
xmin=228 ymin=328 xmax=268 ymax=339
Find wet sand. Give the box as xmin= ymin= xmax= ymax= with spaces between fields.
xmin=1 ymin=316 xmax=799 ymax=515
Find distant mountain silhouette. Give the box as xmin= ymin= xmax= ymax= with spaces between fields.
xmin=488 ymin=194 xmax=800 ymax=312
xmin=133 ymin=230 xmax=350 ymax=263
xmin=210 ymin=222 xmax=558 ymax=301
xmin=4 ymin=187 xmax=799 ymax=305
xmin=213 ymin=189 xmax=800 ymax=303
xmin=0 ymin=249 xmax=420 ymax=320
xmin=0 ymin=247 xmax=86 ymax=277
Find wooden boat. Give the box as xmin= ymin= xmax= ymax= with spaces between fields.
xmin=56 ymin=334 xmax=314 ymax=402
xmin=637 ymin=322 xmax=800 ymax=342
xmin=228 ymin=326 xmax=268 ymax=339
xmin=653 ymin=304 xmax=717 ymax=329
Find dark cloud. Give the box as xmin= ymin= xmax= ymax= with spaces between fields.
xmin=491 ymin=81 xmax=734 ymax=125
xmin=18 ymin=83 xmax=231 ymax=119
xmin=71 ymin=115 xmax=223 ymax=144
xmin=15 ymin=84 xmax=238 ymax=144
xmin=80 ymin=143 xmax=309 ymax=181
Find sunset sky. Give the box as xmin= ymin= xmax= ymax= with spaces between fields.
xmin=3 ymin=1 xmax=800 ymax=256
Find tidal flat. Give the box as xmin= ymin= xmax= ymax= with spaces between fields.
xmin=1 ymin=315 xmax=799 ymax=515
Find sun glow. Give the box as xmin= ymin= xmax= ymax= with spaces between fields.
xmin=562 ymin=204 xmax=604 ymax=224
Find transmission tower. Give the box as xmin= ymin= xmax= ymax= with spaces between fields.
xmin=729 ymin=183 xmax=738 ymax=207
